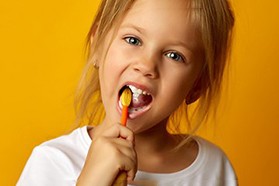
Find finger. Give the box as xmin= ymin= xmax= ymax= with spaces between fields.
xmin=118 ymin=123 xmax=134 ymax=143
xmin=102 ymin=124 xmax=134 ymax=143
xmin=112 ymin=138 xmax=137 ymax=160
xmin=126 ymin=159 xmax=137 ymax=182
xmin=108 ymin=138 xmax=137 ymax=171
xmin=117 ymin=156 xmax=137 ymax=183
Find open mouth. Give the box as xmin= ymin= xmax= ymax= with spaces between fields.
xmin=119 ymin=84 xmax=153 ymax=116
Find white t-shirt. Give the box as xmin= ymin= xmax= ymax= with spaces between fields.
xmin=17 ymin=126 xmax=238 ymax=186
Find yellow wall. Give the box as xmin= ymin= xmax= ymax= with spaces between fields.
xmin=1 ymin=0 xmax=278 ymax=185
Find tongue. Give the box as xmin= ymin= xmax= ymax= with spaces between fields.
xmin=130 ymin=94 xmax=152 ymax=108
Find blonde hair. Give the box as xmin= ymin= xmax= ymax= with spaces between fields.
xmin=74 ymin=0 xmax=235 ymax=137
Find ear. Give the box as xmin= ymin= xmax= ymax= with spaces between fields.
xmin=186 ymin=77 xmax=203 ymax=105
xmin=185 ymin=73 xmax=208 ymax=105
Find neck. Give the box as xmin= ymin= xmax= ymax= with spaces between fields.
xmin=134 ymin=118 xmax=175 ymax=155
xmin=134 ymin=118 xmax=183 ymax=173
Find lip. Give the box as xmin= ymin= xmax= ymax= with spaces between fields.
xmin=121 ymin=81 xmax=152 ymax=94
xmin=116 ymin=81 xmax=153 ymax=120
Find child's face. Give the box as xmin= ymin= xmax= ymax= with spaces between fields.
xmin=99 ymin=0 xmax=203 ymax=133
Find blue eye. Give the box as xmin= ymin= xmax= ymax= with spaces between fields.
xmin=124 ymin=36 xmax=141 ymax=46
xmin=165 ymin=52 xmax=185 ymax=62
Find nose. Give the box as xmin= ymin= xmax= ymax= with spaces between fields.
xmin=132 ymin=54 xmax=159 ymax=79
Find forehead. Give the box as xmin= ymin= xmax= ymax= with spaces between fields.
xmin=120 ymin=0 xmax=201 ymax=50
xmin=128 ymin=0 xmax=190 ymax=17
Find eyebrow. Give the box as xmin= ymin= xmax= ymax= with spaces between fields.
xmin=172 ymin=41 xmax=194 ymax=52
xmin=120 ymin=23 xmax=146 ymax=34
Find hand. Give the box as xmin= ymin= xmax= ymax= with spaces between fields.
xmin=77 ymin=123 xmax=137 ymax=186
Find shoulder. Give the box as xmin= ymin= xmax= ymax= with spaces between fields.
xmin=194 ymin=136 xmax=234 ymax=165
xmin=35 ymin=126 xmax=91 ymax=166
xmin=193 ymin=136 xmax=238 ymax=184
xmin=17 ymin=126 xmax=91 ymax=185
xmin=194 ymin=136 xmax=226 ymax=157
xmin=39 ymin=126 xmax=91 ymax=155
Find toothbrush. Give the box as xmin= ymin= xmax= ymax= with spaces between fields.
xmin=113 ymin=87 xmax=132 ymax=186
xmin=120 ymin=88 xmax=132 ymax=126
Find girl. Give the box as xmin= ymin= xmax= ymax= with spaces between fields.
xmin=17 ymin=0 xmax=237 ymax=185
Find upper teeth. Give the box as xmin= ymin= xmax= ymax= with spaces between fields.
xmin=128 ymin=85 xmax=150 ymax=97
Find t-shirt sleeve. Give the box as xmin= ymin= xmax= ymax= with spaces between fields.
xmin=17 ymin=146 xmax=77 ymax=186
xmin=222 ymin=154 xmax=238 ymax=186
xmin=196 ymin=137 xmax=238 ymax=186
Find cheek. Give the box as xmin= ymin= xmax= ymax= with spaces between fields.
xmin=167 ymin=69 xmax=197 ymax=96
xmin=103 ymin=42 xmax=128 ymax=74
xmin=99 ymin=43 xmax=127 ymax=100
xmin=101 ymin=43 xmax=122 ymax=76
xmin=162 ymin=68 xmax=200 ymax=111
xmin=155 ymin=72 xmax=192 ymax=117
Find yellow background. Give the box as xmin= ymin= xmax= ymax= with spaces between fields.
xmin=1 ymin=0 xmax=279 ymax=185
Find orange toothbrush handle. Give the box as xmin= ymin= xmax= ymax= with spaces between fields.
xmin=113 ymin=106 xmax=128 ymax=185
xmin=120 ymin=106 xmax=128 ymax=126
